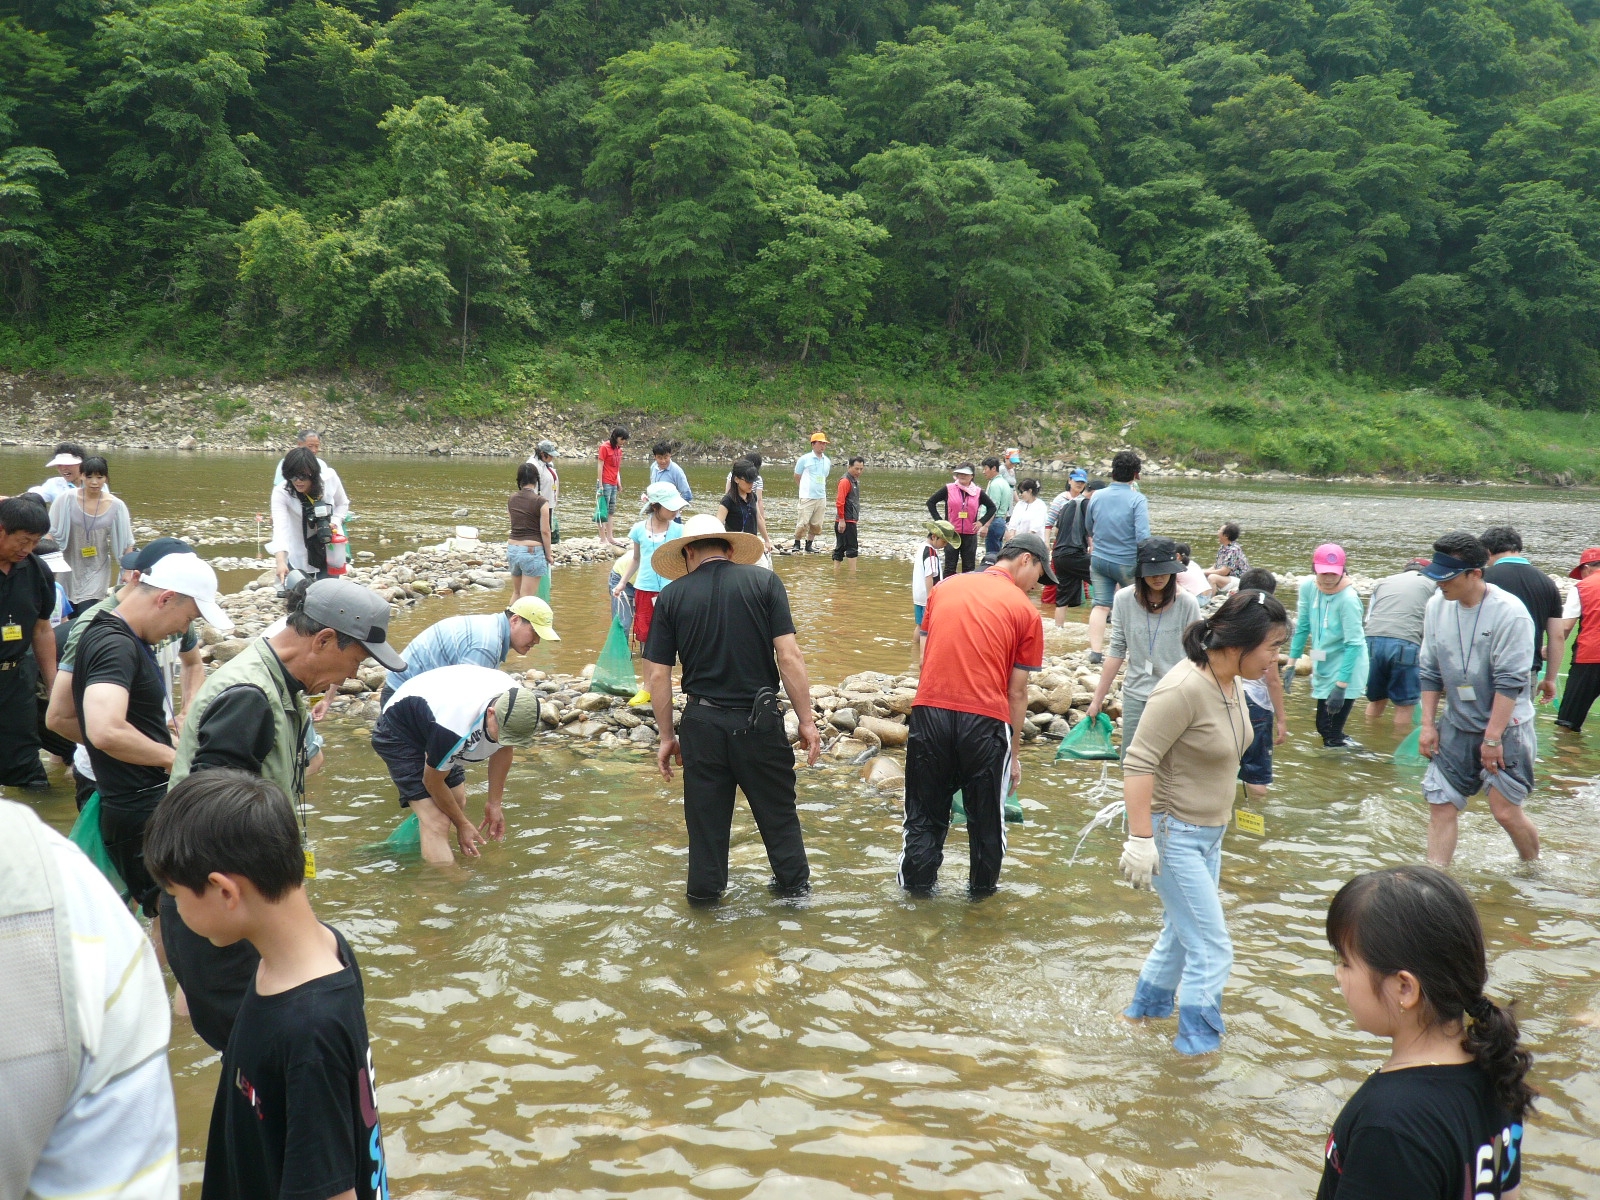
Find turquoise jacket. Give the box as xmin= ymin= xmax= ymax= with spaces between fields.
xmin=1289 ymin=577 xmax=1370 ymax=699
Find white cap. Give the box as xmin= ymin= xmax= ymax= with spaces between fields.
xmin=139 ymin=552 xmax=234 ymax=632
xmin=40 ymin=551 xmax=70 ymax=576
xmin=46 ymin=452 xmax=82 ymax=467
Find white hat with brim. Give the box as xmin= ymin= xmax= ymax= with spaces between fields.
xmin=139 ymin=551 xmax=234 ymax=633
xmin=46 ymin=453 xmax=82 ymax=467
xmin=651 ymin=514 xmax=765 ymax=581
xmin=40 ymin=551 xmax=71 ymax=576
xmin=645 ymin=481 xmax=689 ymax=511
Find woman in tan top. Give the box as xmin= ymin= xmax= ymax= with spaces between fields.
xmin=1118 ymin=587 xmax=1289 ymax=1054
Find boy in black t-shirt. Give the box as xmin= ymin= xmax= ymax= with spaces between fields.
xmin=145 ymin=770 xmax=389 ymax=1200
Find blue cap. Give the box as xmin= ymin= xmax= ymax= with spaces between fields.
xmin=121 ymin=536 xmax=195 ymax=572
xmin=1420 ymin=551 xmax=1476 ymax=582
xmin=1069 ymin=468 xmax=1088 ymax=482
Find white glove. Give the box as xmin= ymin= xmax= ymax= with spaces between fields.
xmin=1119 ymin=836 xmax=1158 ymax=889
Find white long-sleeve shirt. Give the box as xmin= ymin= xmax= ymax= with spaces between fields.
xmin=267 ymin=474 xmax=349 ymax=571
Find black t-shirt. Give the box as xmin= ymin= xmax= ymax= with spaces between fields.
xmin=720 ymin=489 xmax=759 ymax=534
xmin=0 ymin=552 xmax=53 ymax=663
xmin=642 ymin=560 xmax=795 ymax=706
xmin=1317 ymin=1064 xmax=1522 ymax=1200
xmin=203 ymin=925 xmax=388 ymax=1200
xmin=72 ymin=609 xmax=171 ymax=806
xmin=1483 ymin=560 xmax=1562 ymax=671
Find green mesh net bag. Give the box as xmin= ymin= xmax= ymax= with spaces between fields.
xmin=951 ymin=788 xmax=1024 ymax=825
xmin=536 ymin=572 xmax=551 ymax=603
xmin=590 ymin=618 xmax=638 ymax=696
xmin=1056 ymin=712 xmax=1118 ymax=760
xmin=1393 ymin=726 xmax=1426 ymax=767
xmin=68 ymin=792 xmax=127 ymax=896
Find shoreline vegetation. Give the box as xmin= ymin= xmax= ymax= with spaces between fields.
xmin=2 ymin=356 xmax=1596 ymax=487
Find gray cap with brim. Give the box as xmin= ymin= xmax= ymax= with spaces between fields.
xmin=302 ymin=579 xmax=406 ymax=671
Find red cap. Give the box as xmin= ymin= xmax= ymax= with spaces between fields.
xmin=1570 ymin=547 xmax=1600 ymax=578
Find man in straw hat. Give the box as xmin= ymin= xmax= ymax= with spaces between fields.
xmin=642 ymin=514 xmax=822 ymax=902
xmin=791 ymin=432 xmax=831 ymax=553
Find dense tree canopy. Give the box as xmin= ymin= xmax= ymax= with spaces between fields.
xmin=3 ymin=0 xmax=1600 ymax=405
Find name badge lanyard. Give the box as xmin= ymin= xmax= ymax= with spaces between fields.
xmin=1141 ymin=606 xmax=1167 ymax=678
xmin=1455 ymin=601 xmax=1486 ymax=703
xmin=79 ymin=496 xmax=111 ymax=558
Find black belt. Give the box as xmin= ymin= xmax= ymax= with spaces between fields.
xmin=690 ymin=696 xmax=748 ymax=709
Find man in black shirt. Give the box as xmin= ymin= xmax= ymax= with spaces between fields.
xmin=0 ymin=496 xmax=61 ymax=788
xmin=1480 ymin=525 xmax=1566 ymax=703
xmin=75 ymin=551 xmax=232 ymax=917
xmin=642 ymin=515 xmax=822 ymax=902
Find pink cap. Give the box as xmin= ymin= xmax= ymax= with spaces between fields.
xmin=1312 ymin=543 xmax=1346 ymax=574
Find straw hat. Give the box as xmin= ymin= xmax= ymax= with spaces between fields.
xmin=651 ymin=514 xmax=765 ymax=581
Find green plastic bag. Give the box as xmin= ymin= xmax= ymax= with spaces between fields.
xmin=1394 ymin=725 xmax=1427 ymax=766
xmin=536 ymin=572 xmax=551 ymax=602
xmin=951 ymin=788 xmax=1024 ymax=825
xmin=68 ymin=792 xmax=126 ymax=895
xmin=1056 ymin=712 xmax=1119 ymax=760
xmin=594 ymin=488 xmax=610 ymax=523
xmin=551 ymin=513 xmax=561 ymax=544
xmin=590 ymin=618 xmax=638 ymax=696
xmin=383 ymin=812 xmax=421 ymax=852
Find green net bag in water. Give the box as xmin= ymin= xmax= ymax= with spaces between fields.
xmin=1393 ymin=726 xmax=1427 ymax=767
xmin=68 ymin=792 xmax=126 ymax=895
xmin=951 ymin=788 xmax=1024 ymax=825
xmin=382 ymin=812 xmax=421 ymax=852
xmin=536 ymin=572 xmax=551 ymax=603
xmin=590 ymin=618 xmax=638 ymax=696
xmin=1056 ymin=712 xmax=1118 ymax=760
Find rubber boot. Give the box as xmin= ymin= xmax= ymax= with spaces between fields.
xmin=1174 ymin=1005 xmax=1224 ymax=1055
xmin=805 ymin=540 xmax=815 ymax=553
xmin=792 ymin=539 xmax=801 ymax=551
xmin=1124 ymin=978 xmax=1175 ymax=1020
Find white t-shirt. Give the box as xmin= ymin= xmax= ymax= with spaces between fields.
xmin=381 ymin=663 xmax=519 ymax=770
xmin=1006 ymin=498 xmax=1049 ymax=539
xmin=1241 ymin=673 xmax=1272 ymax=709
xmin=1563 ymin=584 xmax=1582 ymax=620
xmin=21 ymin=821 xmax=179 ymax=1200
xmin=911 ymin=543 xmax=944 ymax=606
xmin=1176 ymin=562 xmax=1213 ymax=595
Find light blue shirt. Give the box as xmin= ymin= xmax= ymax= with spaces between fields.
xmin=1082 ymin=482 xmax=1150 ymax=565
xmin=795 ymin=451 xmax=831 ymax=500
xmin=649 ymin=460 xmax=692 ymax=503
xmin=630 ymin=519 xmax=684 ymax=592
xmin=386 ymin=612 xmax=511 ymax=691
xmin=34 ymin=477 xmax=77 ymax=504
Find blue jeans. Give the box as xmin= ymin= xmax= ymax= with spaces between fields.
xmin=984 ymin=516 xmax=1007 ymax=562
xmin=1089 ymin=556 xmax=1136 ymax=609
xmin=1365 ymin=636 xmax=1421 ymax=705
xmin=1124 ymin=814 xmax=1232 ymax=1054
xmin=506 ymin=543 xmax=548 ymax=578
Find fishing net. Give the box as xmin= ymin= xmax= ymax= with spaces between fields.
xmin=950 ymin=788 xmax=1025 ymax=825
xmin=68 ymin=792 xmax=126 ymax=895
xmin=536 ymin=572 xmax=551 ymax=602
xmin=1393 ymin=726 xmax=1426 ymax=767
xmin=1056 ymin=712 xmax=1118 ymax=760
xmin=551 ymin=513 xmax=561 ymax=544
xmin=381 ymin=813 xmax=421 ymax=852
xmin=593 ymin=489 xmax=610 ymax=523
xmin=590 ymin=618 xmax=638 ymax=696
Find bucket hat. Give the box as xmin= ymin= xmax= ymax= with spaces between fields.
xmin=1136 ymin=536 xmax=1183 ymax=578
xmin=926 ymin=519 xmax=960 ymax=549
xmin=651 ymin=513 xmax=765 ymax=581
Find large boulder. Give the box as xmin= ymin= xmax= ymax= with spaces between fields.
xmin=857 ymin=715 xmax=908 ymax=747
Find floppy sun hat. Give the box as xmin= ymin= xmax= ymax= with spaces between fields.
xmin=651 ymin=513 xmax=765 ymax=581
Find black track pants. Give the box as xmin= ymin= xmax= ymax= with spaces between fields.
xmin=943 ymin=537 xmax=978 ymax=576
xmin=0 ymin=655 xmax=48 ymax=787
xmin=1315 ymin=697 xmax=1353 ymax=746
xmin=900 ymin=705 xmax=1012 ymax=896
xmin=1556 ymin=661 xmax=1600 ymax=731
xmin=678 ymin=703 xmax=810 ymax=901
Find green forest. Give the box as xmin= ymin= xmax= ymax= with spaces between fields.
xmin=4 ymin=0 xmax=1600 ymax=421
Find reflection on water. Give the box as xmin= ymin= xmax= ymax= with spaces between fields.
xmin=5 ymin=451 xmax=1599 ymax=1196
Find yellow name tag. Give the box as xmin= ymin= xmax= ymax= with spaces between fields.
xmin=2 ymin=624 xmax=21 ymax=642
xmin=303 ymin=848 xmax=317 ymax=879
xmin=80 ymin=545 xmax=96 ymax=557
xmin=1235 ymin=809 xmax=1265 ymax=836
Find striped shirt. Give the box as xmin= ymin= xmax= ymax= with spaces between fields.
xmin=385 ymin=612 xmax=510 ymax=692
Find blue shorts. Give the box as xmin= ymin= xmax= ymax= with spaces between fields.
xmin=507 ymin=543 xmax=549 ymax=578
xmin=914 ymin=603 xmax=926 ymax=628
xmin=1089 ymin=556 xmax=1137 ymax=609
xmin=1366 ymin=636 xmax=1421 ymax=705
xmin=1238 ymin=696 xmax=1274 ymax=785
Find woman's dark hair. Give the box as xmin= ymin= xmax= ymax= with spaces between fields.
xmin=1134 ymin=572 xmax=1178 ymax=613
xmin=144 ymin=769 xmax=306 ymax=901
xmin=1018 ymin=477 xmax=1039 ymax=496
xmin=1182 ymin=587 xmax=1289 ymax=664
xmin=1174 ymin=541 xmax=1192 ymax=564
xmin=53 ymin=440 xmax=88 ymax=460
xmin=516 ymin=461 xmax=540 ymax=489
xmin=79 ymin=455 xmax=109 ymax=478
xmin=1110 ymin=451 xmax=1141 ymax=482
xmin=744 ymin=453 xmax=763 ymax=471
xmin=1433 ymin=529 xmax=1488 ymax=569
xmin=1237 ymin=567 xmax=1277 ymax=593
xmin=1221 ymin=522 xmax=1241 ymax=542
xmin=1327 ymin=865 xmax=1536 ymax=1120
xmin=1478 ymin=525 xmax=1522 ymax=556
xmin=281 ymin=446 xmax=322 ymax=498
xmin=609 ymin=426 xmax=629 ymax=447
xmin=651 ymin=439 xmax=673 ymax=457
xmin=730 ymin=460 xmax=758 ymax=485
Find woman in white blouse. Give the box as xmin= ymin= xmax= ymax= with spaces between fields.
xmin=1004 ymin=479 xmax=1049 ymax=542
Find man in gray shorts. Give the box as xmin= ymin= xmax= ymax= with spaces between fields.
xmin=1416 ymin=531 xmax=1540 ymax=866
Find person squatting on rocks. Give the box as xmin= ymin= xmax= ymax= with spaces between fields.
xmin=792 ymin=433 xmax=831 ymax=553
xmin=161 ymin=576 xmax=403 ymax=1052
xmin=1416 ymin=532 xmax=1541 ymax=867
xmin=833 ymin=456 xmax=864 ymax=563
xmin=1207 ymin=523 xmax=1249 ymax=593
xmin=1288 ymin=543 xmax=1369 ymax=748
xmin=900 ymin=536 xmax=1053 ymax=897
xmin=925 ymin=463 xmax=995 ymax=576
xmin=1119 ymin=588 xmax=1289 ymax=1055
xmin=1085 ymin=537 xmax=1203 ymax=758
xmin=642 ymin=514 xmax=821 ymax=903
xmin=1084 ymin=451 xmax=1150 ymax=664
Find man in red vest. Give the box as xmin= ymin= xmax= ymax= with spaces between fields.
xmin=1555 ymin=546 xmax=1600 ymax=732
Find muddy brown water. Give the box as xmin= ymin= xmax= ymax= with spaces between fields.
xmin=5 ymin=450 xmax=1599 ymax=1197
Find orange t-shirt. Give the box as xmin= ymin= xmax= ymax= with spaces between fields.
xmin=916 ymin=568 xmax=1045 ymax=723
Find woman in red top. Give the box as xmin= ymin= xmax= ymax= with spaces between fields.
xmin=595 ymin=426 xmax=629 ymax=546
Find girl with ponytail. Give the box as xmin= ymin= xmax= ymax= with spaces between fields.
xmin=1118 ymin=588 xmax=1288 ymax=1054
xmin=1321 ymin=865 xmax=1533 ymax=1198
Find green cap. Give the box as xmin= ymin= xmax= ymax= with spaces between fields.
xmin=926 ymin=519 xmax=960 ymax=549
xmin=491 ymin=688 xmax=542 ymax=747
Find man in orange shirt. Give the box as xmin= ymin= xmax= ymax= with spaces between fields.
xmin=901 ymin=534 xmax=1052 ymax=896
xmin=832 ymin=456 xmax=864 ymax=563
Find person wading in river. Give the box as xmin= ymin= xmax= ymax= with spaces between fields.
xmin=832 ymin=456 xmax=864 ymax=563
xmin=900 ymin=535 xmax=1052 ymax=897
xmin=925 ymin=464 xmax=995 ymax=577
xmin=642 ymin=514 xmax=821 ymax=903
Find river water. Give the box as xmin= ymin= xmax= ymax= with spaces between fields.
xmin=6 ymin=449 xmax=1599 ymax=1197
